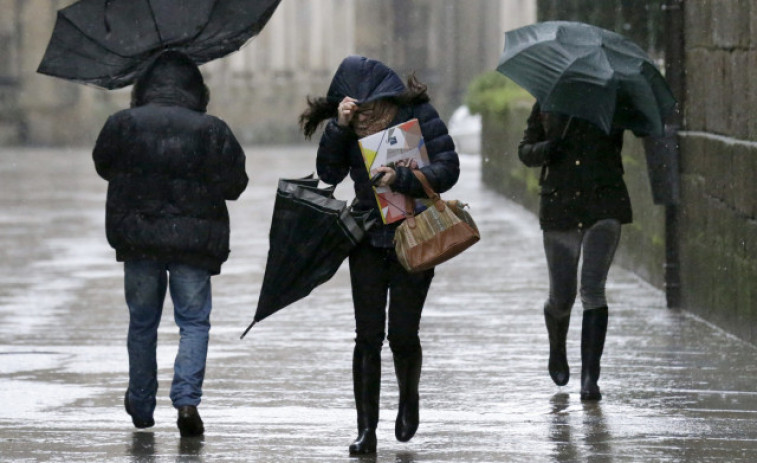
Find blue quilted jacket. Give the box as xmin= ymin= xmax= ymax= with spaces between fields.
xmin=316 ymin=56 xmax=459 ymax=247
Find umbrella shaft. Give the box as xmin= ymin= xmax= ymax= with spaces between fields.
xmin=561 ymin=117 xmax=573 ymax=139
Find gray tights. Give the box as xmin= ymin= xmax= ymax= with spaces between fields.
xmin=543 ymin=219 xmax=621 ymax=318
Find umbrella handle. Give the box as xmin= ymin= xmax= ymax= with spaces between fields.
xmin=561 ymin=116 xmax=573 ymax=140
xmin=104 ymin=0 xmax=114 ymax=33
xmin=240 ymin=320 xmax=257 ymax=339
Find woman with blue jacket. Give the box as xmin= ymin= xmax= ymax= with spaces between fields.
xmin=299 ymin=55 xmax=459 ymax=455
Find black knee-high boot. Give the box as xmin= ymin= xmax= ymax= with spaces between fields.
xmin=349 ymin=345 xmax=380 ymax=455
xmin=393 ymin=347 xmax=422 ymax=442
xmin=545 ymin=307 xmax=570 ymax=386
xmin=580 ymin=307 xmax=608 ymax=401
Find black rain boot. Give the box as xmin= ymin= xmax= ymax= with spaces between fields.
xmin=580 ymin=307 xmax=608 ymax=401
xmin=393 ymin=347 xmax=422 ymax=442
xmin=544 ymin=308 xmax=571 ymax=386
xmin=349 ymin=345 xmax=380 ymax=455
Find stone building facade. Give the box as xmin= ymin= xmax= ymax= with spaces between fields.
xmin=0 ymin=0 xmax=535 ymax=146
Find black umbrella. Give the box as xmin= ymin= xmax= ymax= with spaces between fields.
xmin=240 ymin=176 xmax=374 ymax=339
xmin=497 ymin=21 xmax=676 ymax=137
xmin=37 ymin=0 xmax=282 ymax=89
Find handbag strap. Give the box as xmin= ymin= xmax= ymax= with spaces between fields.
xmin=403 ymin=170 xmax=446 ymax=229
xmin=412 ymin=170 xmax=445 ymax=211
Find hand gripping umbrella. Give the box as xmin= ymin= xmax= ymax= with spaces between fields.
xmin=37 ymin=0 xmax=282 ymax=89
xmin=240 ymin=176 xmax=374 ymax=339
xmin=497 ymin=21 xmax=676 ymax=137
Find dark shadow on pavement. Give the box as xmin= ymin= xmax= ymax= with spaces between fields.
xmin=394 ymin=450 xmax=417 ymax=462
xmin=548 ymin=392 xmax=578 ymax=463
xmin=128 ymin=431 xmax=155 ymax=462
xmin=177 ymin=435 xmax=205 ymax=462
xmin=582 ymin=401 xmax=612 ymax=463
xmin=352 ymin=453 xmax=377 ymax=462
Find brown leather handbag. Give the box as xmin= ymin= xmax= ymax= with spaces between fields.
xmin=394 ymin=170 xmax=480 ymax=272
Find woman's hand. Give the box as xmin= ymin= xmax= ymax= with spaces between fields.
xmin=395 ymin=159 xmax=418 ymax=170
xmin=373 ymin=159 xmax=417 ymax=188
xmin=373 ymin=165 xmax=396 ymax=187
xmin=337 ymin=96 xmax=358 ymax=128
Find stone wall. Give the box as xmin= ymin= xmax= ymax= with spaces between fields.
xmin=676 ymin=0 xmax=757 ymax=342
xmin=677 ymin=133 xmax=757 ymax=342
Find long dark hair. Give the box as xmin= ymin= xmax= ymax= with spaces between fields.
xmin=299 ymin=74 xmax=431 ymax=139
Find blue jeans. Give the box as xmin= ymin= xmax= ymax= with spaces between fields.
xmin=124 ymin=261 xmax=212 ymax=423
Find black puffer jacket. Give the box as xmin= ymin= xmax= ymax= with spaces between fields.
xmin=518 ymin=102 xmax=632 ymax=231
xmin=93 ymin=51 xmax=248 ymax=274
xmin=316 ymin=56 xmax=459 ymax=247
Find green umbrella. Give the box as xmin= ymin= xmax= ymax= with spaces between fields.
xmin=497 ymin=21 xmax=675 ymax=137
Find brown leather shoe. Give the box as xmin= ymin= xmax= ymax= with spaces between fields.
xmin=177 ymin=405 xmax=204 ymax=437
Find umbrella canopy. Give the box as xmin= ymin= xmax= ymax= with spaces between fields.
xmin=497 ymin=21 xmax=676 ymax=137
xmin=240 ymin=176 xmax=374 ymax=339
xmin=37 ymin=0 xmax=282 ymax=89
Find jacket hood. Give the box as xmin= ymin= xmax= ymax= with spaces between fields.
xmin=131 ymin=50 xmax=208 ymax=112
xmin=326 ymin=55 xmax=406 ymax=105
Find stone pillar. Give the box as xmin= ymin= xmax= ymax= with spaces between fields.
xmin=0 ymin=0 xmax=21 ymax=143
xmin=203 ymin=0 xmax=357 ymax=144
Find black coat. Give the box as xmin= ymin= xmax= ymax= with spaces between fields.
xmin=518 ymin=102 xmax=632 ymax=231
xmin=316 ymin=56 xmax=459 ymax=247
xmin=93 ymin=51 xmax=248 ymax=274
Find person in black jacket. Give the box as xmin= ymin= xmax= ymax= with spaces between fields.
xmin=92 ymin=50 xmax=248 ymax=436
xmin=518 ymin=101 xmax=632 ymax=401
xmin=299 ymin=55 xmax=459 ymax=455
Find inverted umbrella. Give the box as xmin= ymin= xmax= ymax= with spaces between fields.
xmin=497 ymin=21 xmax=675 ymax=136
xmin=240 ymin=176 xmax=374 ymax=339
xmin=37 ymin=0 xmax=282 ymax=89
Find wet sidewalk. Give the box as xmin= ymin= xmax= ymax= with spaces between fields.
xmin=1 ymin=145 xmax=756 ymax=462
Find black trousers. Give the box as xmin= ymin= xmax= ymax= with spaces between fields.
xmin=348 ymin=241 xmax=434 ymax=356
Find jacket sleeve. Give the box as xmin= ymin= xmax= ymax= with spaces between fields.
xmin=92 ymin=114 xmax=123 ymax=181
xmin=517 ymin=102 xmax=555 ymax=167
xmin=392 ymin=102 xmax=460 ymax=197
xmin=316 ymin=119 xmax=353 ymax=186
xmin=218 ymin=123 xmax=248 ymax=201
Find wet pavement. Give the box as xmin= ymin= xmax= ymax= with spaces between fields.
xmin=1 ymin=145 xmax=756 ymax=462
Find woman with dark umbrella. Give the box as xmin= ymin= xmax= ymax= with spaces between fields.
xmin=518 ymin=102 xmax=632 ymax=401
xmin=299 ymin=55 xmax=459 ymax=455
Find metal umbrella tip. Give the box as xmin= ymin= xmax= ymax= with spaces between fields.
xmin=240 ymin=320 xmax=257 ymax=340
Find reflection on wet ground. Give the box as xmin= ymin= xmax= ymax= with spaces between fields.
xmin=1 ymin=146 xmax=756 ymax=462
